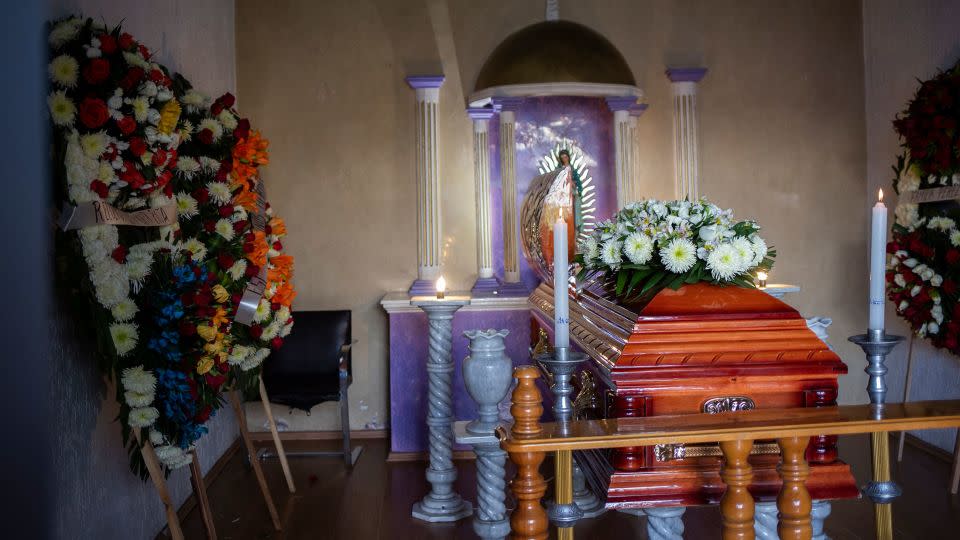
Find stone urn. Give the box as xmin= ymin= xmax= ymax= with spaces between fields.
xmin=462 ymin=329 xmax=512 ymax=435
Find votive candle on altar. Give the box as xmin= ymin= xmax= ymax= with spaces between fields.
xmin=869 ymin=189 xmax=887 ymax=331
xmin=553 ymin=210 xmax=570 ymax=348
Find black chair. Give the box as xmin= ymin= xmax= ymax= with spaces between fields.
xmin=259 ymin=310 xmax=362 ymax=467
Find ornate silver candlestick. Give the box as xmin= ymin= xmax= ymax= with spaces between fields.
xmin=848 ymin=328 xmax=904 ymax=540
xmin=411 ymin=298 xmax=472 ymax=522
xmin=536 ymin=346 xmax=590 ymax=527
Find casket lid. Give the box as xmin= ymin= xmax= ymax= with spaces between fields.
xmin=529 ymin=282 xmax=846 ymax=381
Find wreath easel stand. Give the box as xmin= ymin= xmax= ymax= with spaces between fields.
xmin=136 ymin=374 xmax=295 ymax=538
xmin=896 ymin=335 xmax=960 ymax=493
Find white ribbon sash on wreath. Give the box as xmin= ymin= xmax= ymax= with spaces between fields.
xmin=58 ymin=200 xmax=177 ymax=230
xmin=900 ymin=185 xmax=960 ymax=205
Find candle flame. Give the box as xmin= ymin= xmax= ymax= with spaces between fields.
xmin=436 ymin=276 xmax=446 ymax=293
xmin=878 ymin=188 xmax=884 ymax=201
xmin=756 ymin=271 xmax=768 ymax=280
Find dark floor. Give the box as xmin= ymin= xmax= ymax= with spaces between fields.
xmin=166 ymin=434 xmax=960 ymax=539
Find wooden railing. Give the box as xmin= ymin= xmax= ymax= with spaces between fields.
xmin=497 ymin=366 xmax=960 ymax=540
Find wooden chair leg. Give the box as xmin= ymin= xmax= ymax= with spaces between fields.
xmin=190 ymin=450 xmax=218 ymax=540
xmin=509 ymin=449 xmax=548 ymax=540
xmin=951 ymin=429 xmax=960 ymax=495
xmin=133 ymin=428 xmax=185 ymax=540
xmin=777 ymin=435 xmax=812 ymax=540
xmin=258 ymin=376 xmax=296 ymax=492
xmin=230 ymin=389 xmax=283 ymax=531
xmin=719 ymin=439 xmax=755 ymax=540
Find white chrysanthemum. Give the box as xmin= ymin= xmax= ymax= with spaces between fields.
xmin=79 ymin=131 xmax=108 ymax=158
xmin=146 ymin=108 xmax=161 ymax=126
xmin=153 ymin=445 xmax=182 ymax=463
xmin=126 ymin=257 xmax=152 ymax=282
xmin=253 ymin=299 xmax=271 ymax=323
xmin=148 ymin=429 xmax=165 ymax=446
xmin=214 ymin=218 xmax=235 ymax=241
xmin=931 ymin=274 xmax=943 ymax=287
xmin=951 ymin=230 xmax=960 ymax=248
xmin=218 ymin=110 xmax=238 ymax=130
xmin=280 ymin=321 xmax=293 ymax=338
xmin=731 ymin=237 xmax=755 ymax=272
xmin=98 ymin=159 xmax=116 ymax=185
xmin=175 ymin=192 xmax=199 ymax=218
xmin=707 ymin=243 xmax=742 ymax=281
xmin=49 ymin=18 xmax=81 ymax=48
xmin=199 ymin=156 xmax=220 ymax=172
xmin=660 ymin=238 xmax=697 ymax=273
xmin=48 ymin=55 xmax=78 ymax=87
xmin=262 ymin=321 xmax=281 ymax=340
xmin=927 ymin=217 xmax=956 ymax=232
xmin=47 ymin=90 xmax=76 ymax=126
xmin=198 ymin=118 xmax=224 ymax=142
xmin=600 ymin=240 xmax=622 ymax=268
xmin=231 ymin=205 xmax=249 ymax=223
xmin=93 ymin=266 xmax=129 ymax=307
xmin=182 ymin=237 xmax=207 ymax=262
xmin=124 ymin=390 xmax=154 ymax=408
xmin=894 ymin=203 xmax=920 ymax=230
xmin=228 ymin=345 xmax=252 ymax=366
xmin=623 ymin=232 xmax=654 ymax=265
xmin=121 ymin=365 xmax=156 ymax=393
xmin=276 ymin=305 xmax=291 ymax=324
xmin=228 ymin=259 xmax=247 ymax=281
xmin=111 ymin=298 xmax=138 ymax=322
xmin=241 ymin=348 xmax=271 ymax=371
xmin=128 ymin=407 xmax=159 ymax=428
xmin=178 ymin=120 xmax=194 ymax=143
xmin=181 ymin=90 xmax=207 ymax=111
xmin=207 ymin=181 xmax=232 ymax=205
xmin=750 ymin=237 xmax=768 ymax=266
xmin=139 ymin=80 xmax=158 ymax=98
xmin=122 ymin=50 xmax=149 ymax=69
xmin=176 ymin=156 xmax=200 ymax=178
xmin=130 ymin=97 xmax=150 ymax=122
xmin=898 ymin=168 xmax=921 ymax=193
xmin=110 ymin=323 xmax=139 ymax=356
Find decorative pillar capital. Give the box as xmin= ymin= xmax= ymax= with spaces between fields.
xmin=492 ymin=96 xmax=524 ymax=114
xmin=630 ymin=103 xmax=649 ymax=118
xmin=406 ymin=75 xmax=445 ymax=101
xmin=467 ymin=107 xmax=495 ymax=134
xmin=605 ymin=96 xmax=638 ymax=113
xmin=666 ymin=67 xmax=708 ymax=96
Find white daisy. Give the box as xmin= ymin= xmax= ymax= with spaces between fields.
xmin=214 ymin=218 xmax=235 ymax=241
xmin=731 ymin=237 xmax=755 ymax=272
xmin=110 ymin=323 xmax=139 ymax=356
xmin=175 ymin=156 xmax=201 ymax=178
xmin=707 ymin=243 xmax=742 ymax=281
xmin=49 ymin=18 xmax=81 ymax=48
xmin=175 ymin=192 xmax=199 ymax=218
xmin=198 ymin=118 xmax=224 ymax=142
xmin=228 ymin=345 xmax=252 ymax=366
xmin=47 ymin=90 xmax=76 ymax=126
xmin=128 ymin=407 xmax=159 ymax=428
xmin=124 ymin=390 xmax=154 ymax=408
xmin=600 ymin=239 xmax=623 ymax=268
xmin=48 ymin=55 xmax=78 ymax=87
xmin=660 ymin=238 xmax=697 ymax=273
xmin=130 ymin=97 xmax=150 ymax=123
xmin=623 ymin=232 xmax=654 ymax=265
xmin=206 ymin=181 xmax=232 ymax=205
xmin=121 ymin=365 xmax=156 ymax=394
xmin=228 ymin=259 xmax=248 ymax=281
xmin=253 ymin=299 xmax=271 ymax=323
xmin=111 ymin=298 xmax=138 ymax=322
xmin=79 ymin=131 xmax=108 ymax=158
xmin=182 ymin=237 xmax=207 ymax=262
xmin=126 ymin=256 xmax=152 ymax=282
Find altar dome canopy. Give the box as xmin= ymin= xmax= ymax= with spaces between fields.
xmin=471 ymin=21 xmax=641 ymax=105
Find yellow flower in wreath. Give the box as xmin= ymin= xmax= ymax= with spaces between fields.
xmin=196 ymin=356 xmax=215 ymax=375
xmin=197 ymin=324 xmax=218 ymax=342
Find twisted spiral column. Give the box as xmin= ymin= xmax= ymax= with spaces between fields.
xmin=755 ymin=500 xmax=832 ymax=540
xmin=412 ymin=301 xmax=472 ymax=522
xmin=619 ymin=507 xmax=686 ymax=540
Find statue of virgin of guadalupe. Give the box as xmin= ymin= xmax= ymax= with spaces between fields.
xmin=556 ymin=149 xmax=584 ymax=234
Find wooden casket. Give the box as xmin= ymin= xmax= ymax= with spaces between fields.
xmin=528 ymin=281 xmax=860 ymax=509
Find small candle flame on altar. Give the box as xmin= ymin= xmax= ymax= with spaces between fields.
xmin=756 ymin=271 xmax=768 ymax=289
xmin=878 ymin=188 xmax=884 ymax=202
xmin=435 ymin=276 xmax=446 ymax=299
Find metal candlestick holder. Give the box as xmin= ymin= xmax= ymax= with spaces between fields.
xmin=848 ymin=328 xmax=904 ymax=506
xmin=536 ymin=346 xmax=590 ymax=527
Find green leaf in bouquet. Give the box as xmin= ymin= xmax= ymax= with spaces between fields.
xmin=640 ymin=271 xmax=666 ymax=296
xmin=624 ymin=269 xmax=651 ymax=298
xmin=667 ymin=272 xmax=687 ymax=290
xmin=616 ymin=270 xmax=628 ymax=295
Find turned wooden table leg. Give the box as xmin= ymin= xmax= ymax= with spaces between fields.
xmin=719 ymin=439 xmax=755 ymax=540
xmin=508 ymin=366 xmax=548 ymax=540
xmin=777 ymin=435 xmax=812 ymax=540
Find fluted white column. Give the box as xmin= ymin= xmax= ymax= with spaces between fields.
xmin=628 ymin=104 xmax=648 ymax=203
xmin=494 ymin=97 xmax=526 ymax=295
xmin=467 ymin=107 xmax=499 ymax=295
xmin=406 ymin=76 xmax=445 ymax=296
xmin=667 ymin=67 xmax=707 ymax=201
xmin=606 ymin=97 xmax=638 ymax=209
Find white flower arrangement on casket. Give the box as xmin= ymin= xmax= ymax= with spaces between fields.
xmin=576 ymin=198 xmax=776 ymax=301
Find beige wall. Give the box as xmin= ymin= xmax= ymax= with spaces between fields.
xmin=237 ymin=0 xmax=869 ymax=432
xmin=863 ymin=0 xmax=960 ymax=451
xmin=48 ymin=0 xmax=237 ymax=538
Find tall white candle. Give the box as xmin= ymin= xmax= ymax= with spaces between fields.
xmin=553 ymin=210 xmax=570 ymax=348
xmin=869 ymin=189 xmax=887 ymax=331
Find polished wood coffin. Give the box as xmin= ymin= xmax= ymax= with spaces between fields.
xmin=528 ymin=282 xmax=859 ymax=508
